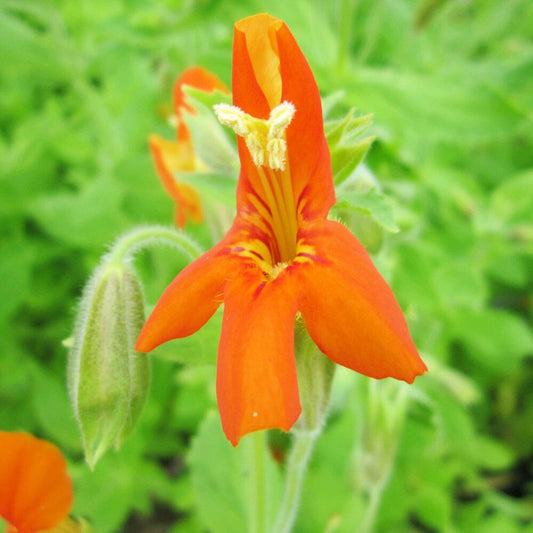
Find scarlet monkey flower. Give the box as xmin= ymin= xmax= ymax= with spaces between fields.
xmin=0 ymin=432 xmax=73 ymax=533
xmin=149 ymin=67 xmax=228 ymax=227
xmin=137 ymin=14 xmax=427 ymax=445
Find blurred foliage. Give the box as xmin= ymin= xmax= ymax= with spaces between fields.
xmin=0 ymin=0 xmax=532 ymax=531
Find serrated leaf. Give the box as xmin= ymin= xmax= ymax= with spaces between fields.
xmin=325 ymin=108 xmax=374 ymax=186
xmin=324 ymin=108 xmax=372 ymax=148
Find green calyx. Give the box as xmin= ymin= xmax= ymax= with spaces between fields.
xmin=294 ymin=321 xmax=335 ymax=434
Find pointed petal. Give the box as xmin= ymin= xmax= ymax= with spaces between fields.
xmin=136 ymin=234 xmax=243 ymax=352
xmin=276 ymin=23 xmax=335 ymax=219
xmin=232 ymin=15 xmax=335 ymax=220
xmin=217 ymin=263 xmax=301 ymax=445
xmin=232 ymin=16 xmax=276 ymax=211
xmin=0 ymin=432 xmax=73 ymax=533
xmin=174 ymin=66 xmax=229 ymax=116
xmin=295 ymin=220 xmax=427 ymax=382
xmin=234 ymin=14 xmax=282 ymax=112
xmin=174 ymin=67 xmax=229 ymax=142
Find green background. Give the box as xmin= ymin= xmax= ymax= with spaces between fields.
xmin=1 ymin=0 xmax=532 ymax=531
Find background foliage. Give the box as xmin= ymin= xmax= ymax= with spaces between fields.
xmin=1 ymin=0 xmax=532 ymax=531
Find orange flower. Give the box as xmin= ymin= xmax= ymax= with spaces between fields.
xmin=149 ymin=67 xmax=228 ymax=227
xmin=137 ymin=14 xmax=427 ymax=445
xmin=0 ymin=432 xmax=73 ymax=533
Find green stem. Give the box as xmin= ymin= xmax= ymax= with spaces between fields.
xmin=359 ymin=482 xmax=385 ymax=533
xmin=273 ymin=429 xmax=317 ymax=533
xmin=249 ymin=431 xmax=267 ymax=533
xmin=108 ymin=225 xmax=203 ymax=264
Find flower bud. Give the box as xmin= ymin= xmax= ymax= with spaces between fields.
xmin=68 ymin=260 xmax=149 ymax=468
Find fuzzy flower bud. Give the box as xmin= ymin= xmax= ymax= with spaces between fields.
xmin=68 ymin=260 xmax=149 ymax=469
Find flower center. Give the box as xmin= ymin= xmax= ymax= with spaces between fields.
xmin=215 ymin=102 xmax=298 ymax=265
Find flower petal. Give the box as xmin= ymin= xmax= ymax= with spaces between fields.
xmin=0 ymin=432 xmax=73 ymax=533
xmin=174 ymin=67 xmax=229 ymax=142
xmin=234 ymin=14 xmax=282 ymax=112
xmin=148 ymin=134 xmax=201 ymax=228
xmin=295 ymin=220 xmax=427 ymax=382
xmin=276 ymin=23 xmax=335 ymax=219
xmin=217 ymin=263 xmax=301 ymax=445
xmin=231 ymin=15 xmax=335 ymax=221
xmin=136 ymin=236 xmax=239 ymax=352
xmin=232 ymin=15 xmax=277 ymax=213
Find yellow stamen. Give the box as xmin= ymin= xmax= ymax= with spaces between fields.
xmin=215 ymin=101 xmax=298 ymax=264
xmin=214 ymin=102 xmax=295 ymax=170
xmin=268 ymin=261 xmax=289 ymax=280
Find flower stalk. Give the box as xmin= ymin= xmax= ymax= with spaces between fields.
xmin=273 ymin=429 xmax=317 ymax=533
xmin=248 ymin=431 xmax=268 ymax=533
xmin=107 ymin=224 xmax=203 ymax=265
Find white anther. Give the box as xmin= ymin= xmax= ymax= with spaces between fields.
xmin=213 ymin=101 xmax=296 ymax=170
xmin=268 ymin=101 xmax=295 ymax=140
xmin=213 ymin=104 xmax=251 ymax=137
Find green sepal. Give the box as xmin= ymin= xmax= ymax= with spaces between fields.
xmin=294 ymin=321 xmax=335 ymax=433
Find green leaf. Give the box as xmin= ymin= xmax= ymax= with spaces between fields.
xmin=189 ymin=412 xmax=247 ymax=533
xmin=331 ymin=137 xmax=375 ymax=185
xmin=432 ymin=261 xmax=489 ymax=310
xmin=333 ymin=188 xmax=399 ymax=233
xmin=452 ymin=309 xmax=533 ymax=374
xmin=325 ymin=109 xmax=373 ymax=148
xmin=412 ymin=485 xmax=452 ymax=532
xmin=325 ymin=109 xmax=374 ymax=185
xmin=0 ymin=241 xmax=33 ymax=320
xmin=296 ymin=383 xmax=359 ymax=532
xmin=472 ymin=435 xmax=515 ymax=471
xmin=31 ymin=178 xmax=130 ymax=248
xmin=346 ymin=67 xmax=525 ymax=144
xmin=189 ymin=412 xmax=282 ymax=533
xmin=153 ymin=307 xmax=221 ymax=366
xmin=490 ymin=169 xmax=533 ymax=225
xmin=72 ymin=441 xmax=173 ymax=533
xmin=0 ymin=6 xmax=71 ymax=80
xmin=30 ymin=362 xmax=81 ymax=452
